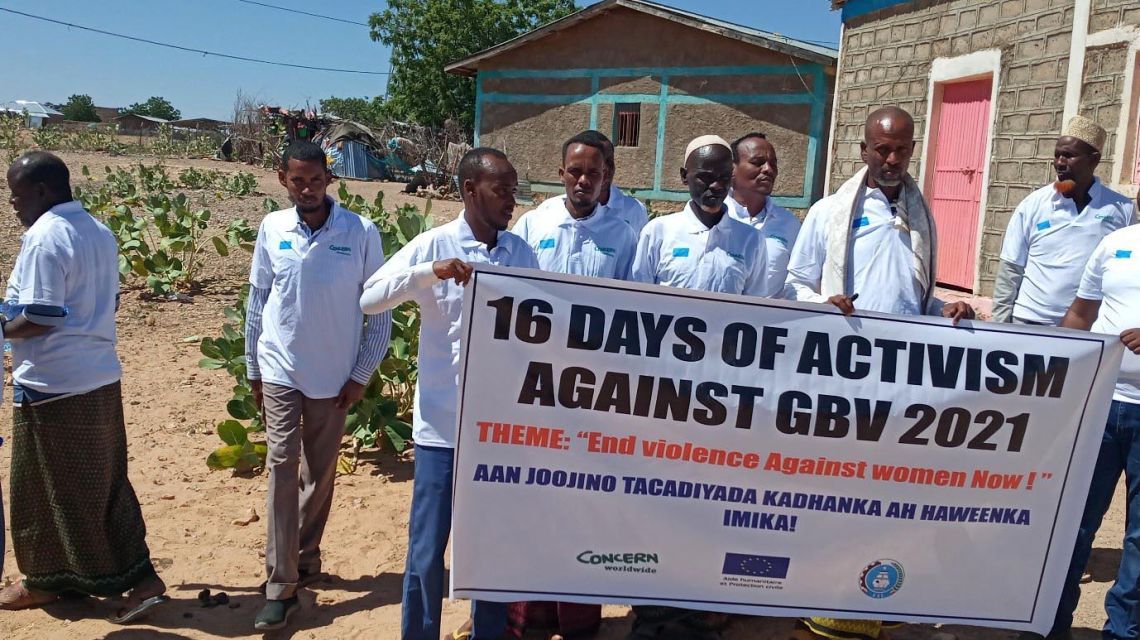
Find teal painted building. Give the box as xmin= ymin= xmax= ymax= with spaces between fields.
xmin=446 ymin=0 xmax=838 ymax=209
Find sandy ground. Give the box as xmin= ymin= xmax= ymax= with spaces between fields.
xmin=0 ymin=150 xmax=1125 ymax=640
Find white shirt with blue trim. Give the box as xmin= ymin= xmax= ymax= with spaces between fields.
xmin=358 ymin=215 xmax=540 ymax=448
xmin=1001 ymin=180 xmax=1134 ymax=325
xmin=631 ymin=203 xmax=768 ymax=296
xmin=6 ymin=200 xmax=121 ymax=394
xmin=512 ymin=197 xmax=637 ymax=280
xmin=249 ymin=201 xmax=387 ymax=399
xmin=1078 ymin=225 xmax=1140 ymax=404
xmin=726 ymin=194 xmax=801 ymax=298
xmin=786 ymin=188 xmax=934 ymax=316
xmin=605 ymin=185 xmax=650 ymax=234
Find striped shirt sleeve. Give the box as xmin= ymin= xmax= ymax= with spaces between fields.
xmin=350 ymin=310 xmax=392 ymax=384
xmin=244 ymin=285 xmax=270 ymax=380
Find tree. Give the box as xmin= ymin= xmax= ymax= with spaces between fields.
xmin=126 ymin=96 xmax=181 ymax=121
xmin=370 ymin=0 xmax=576 ymax=131
xmin=60 ymin=94 xmax=99 ymax=122
xmin=319 ymin=96 xmax=389 ymax=128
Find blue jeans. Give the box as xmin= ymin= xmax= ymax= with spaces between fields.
xmin=402 ymin=444 xmax=506 ymax=639
xmin=1053 ymin=400 xmax=1140 ymax=640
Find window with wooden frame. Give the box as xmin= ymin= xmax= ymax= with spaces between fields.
xmin=614 ymin=103 xmax=641 ymax=147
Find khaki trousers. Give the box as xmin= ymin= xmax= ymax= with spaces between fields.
xmin=262 ymin=383 xmax=346 ymax=600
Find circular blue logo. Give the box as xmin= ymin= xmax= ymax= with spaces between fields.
xmin=860 ymin=559 xmax=904 ymax=599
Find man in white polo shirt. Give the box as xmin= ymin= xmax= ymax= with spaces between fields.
xmin=993 ymin=116 xmax=1134 ymax=325
xmin=786 ymin=106 xmax=971 ymax=640
xmin=359 ymin=147 xmax=539 ymax=640
xmin=727 ymin=132 xmax=801 ymax=298
xmin=512 ymin=130 xmax=637 ymax=281
xmin=245 ymin=141 xmax=391 ymax=630
xmin=628 ymin=135 xmax=766 ymax=639
xmin=1047 ymin=219 xmax=1140 ymax=640
xmin=0 ymin=152 xmax=166 ymax=622
xmin=631 ymin=135 xmax=767 ymax=297
xmin=508 ymin=130 xmax=635 ymax=637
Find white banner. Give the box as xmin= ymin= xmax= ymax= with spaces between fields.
xmin=450 ymin=266 xmax=1123 ymax=634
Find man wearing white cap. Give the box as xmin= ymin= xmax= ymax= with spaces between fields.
xmin=992 ymin=116 xmax=1134 ymax=325
xmin=786 ymin=106 xmax=971 ymax=640
xmin=627 ymin=134 xmax=764 ymax=640
xmin=630 ymin=135 xmax=767 ymax=297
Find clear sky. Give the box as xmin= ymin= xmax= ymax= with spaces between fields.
xmin=0 ymin=0 xmax=841 ymax=121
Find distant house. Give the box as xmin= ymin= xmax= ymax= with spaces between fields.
xmin=0 ymin=100 xmax=64 ymax=128
xmin=94 ymin=106 xmax=122 ymax=123
xmin=827 ymin=0 xmax=1140 ymax=294
xmin=114 ymin=113 xmax=169 ymax=136
xmin=169 ymin=117 xmax=230 ymax=132
xmin=445 ymin=0 xmax=838 ymax=209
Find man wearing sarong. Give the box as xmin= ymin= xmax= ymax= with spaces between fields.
xmin=627 ymin=135 xmax=767 ymax=640
xmin=992 ymin=116 xmax=1134 ymax=325
xmin=784 ymin=107 xmax=973 ymax=640
xmin=505 ymin=131 xmax=637 ymax=639
xmin=360 ymin=147 xmax=539 ymax=640
xmin=0 ymin=151 xmax=167 ymax=623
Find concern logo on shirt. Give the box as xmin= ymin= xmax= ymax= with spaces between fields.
xmin=329 ymin=244 xmax=352 ymax=256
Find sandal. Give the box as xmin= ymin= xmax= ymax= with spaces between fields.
xmin=107 ymin=594 xmax=170 ymax=624
xmin=0 ymin=581 xmax=58 ymax=610
xmin=445 ymin=619 xmax=474 ymax=640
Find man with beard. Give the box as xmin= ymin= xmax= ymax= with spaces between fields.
xmin=512 ymin=130 xmax=637 ymax=280
xmin=785 ymin=107 xmax=972 ymax=640
xmin=726 ymin=132 xmax=801 ymax=298
xmin=359 ymin=148 xmax=539 ymax=640
xmin=246 ymin=140 xmax=392 ymax=630
xmin=992 ymin=116 xmax=1134 ymax=325
xmin=505 ymin=132 xmax=635 ymax=638
xmin=631 ymin=135 xmax=766 ymax=297
xmin=627 ymin=135 xmax=767 ymax=640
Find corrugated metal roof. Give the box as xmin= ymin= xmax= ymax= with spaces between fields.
xmin=635 ymin=0 xmax=838 ymax=59
xmin=115 ymin=113 xmax=170 ymax=124
xmin=446 ymin=0 xmax=837 ymax=76
xmin=0 ymin=100 xmax=63 ymax=118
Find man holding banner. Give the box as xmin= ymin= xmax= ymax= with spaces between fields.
xmin=1045 ymin=225 xmax=1140 ymax=640
xmin=358 ymin=147 xmax=539 ymax=640
xmin=785 ymin=106 xmax=972 ymax=326
xmin=785 ymin=106 xmax=971 ymax=640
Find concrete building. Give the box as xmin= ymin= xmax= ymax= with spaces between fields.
xmin=446 ymin=0 xmax=837 ymax=210
xmin=828 ymin=0 xmax=1140 ymax=293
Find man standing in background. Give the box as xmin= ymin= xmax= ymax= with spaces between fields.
xmin=992 ymin=116 xmax=1134 ymax=325
xmin=726 ymin=132 xmax=801 ymax=298
xmin=246 ymin=140 xmax=391 ymax=630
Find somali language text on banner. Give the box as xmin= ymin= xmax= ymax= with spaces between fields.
xmin=450 ymin=266 xmax=1123 ymax=634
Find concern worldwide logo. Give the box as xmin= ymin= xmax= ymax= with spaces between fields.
xmin=576 ymin=550 xmax=659 ymax=574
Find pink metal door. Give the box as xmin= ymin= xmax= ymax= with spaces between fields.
xmin=928 ymin=78 xmax=992 ymax=290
